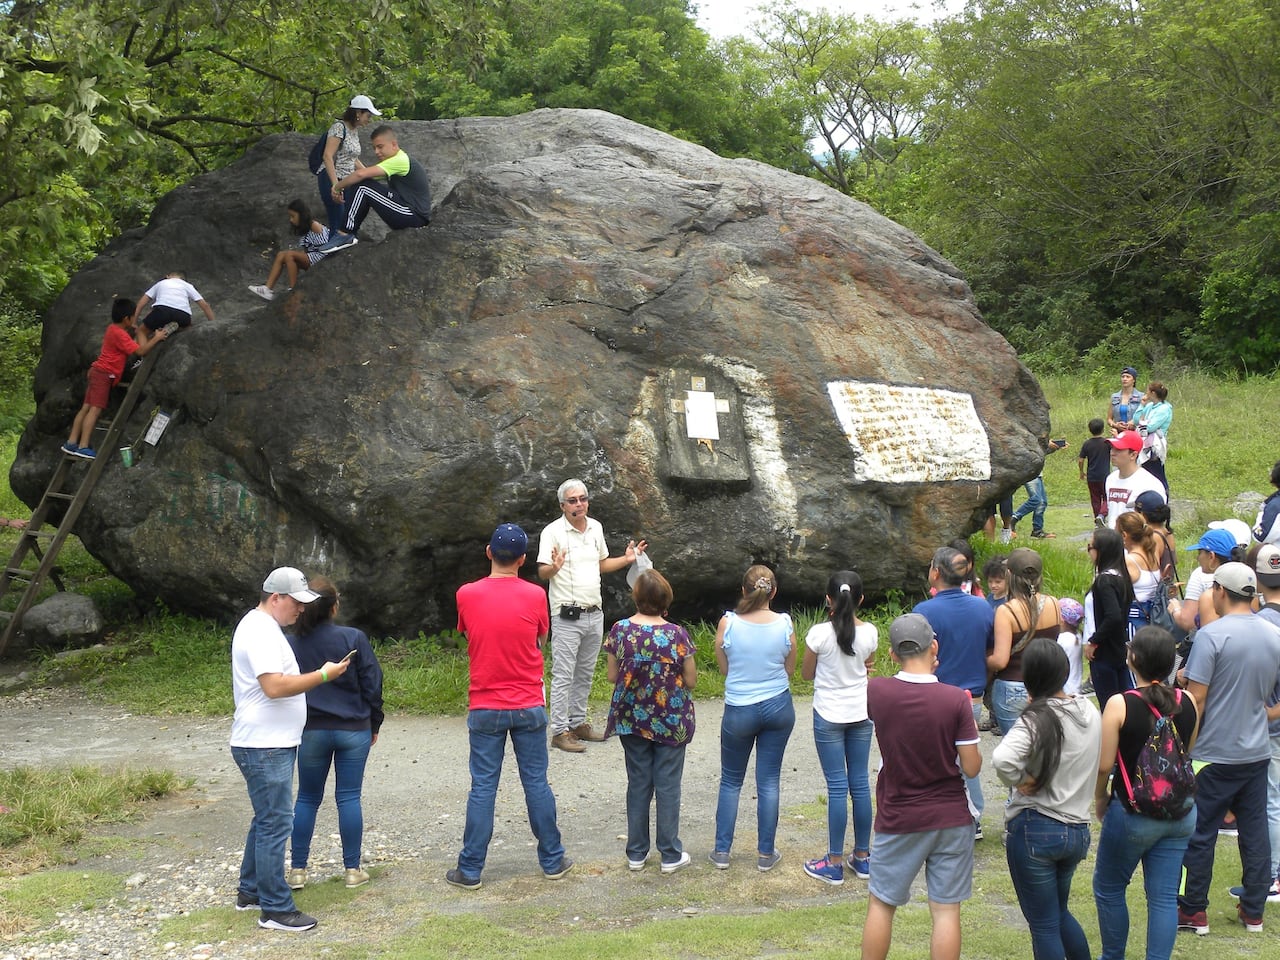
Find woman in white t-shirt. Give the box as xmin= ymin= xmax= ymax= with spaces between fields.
xmin=799 ymin=570 xmax=879 ymax=885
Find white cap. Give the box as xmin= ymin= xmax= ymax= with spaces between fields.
xmin=1208 ymin=518 xmax=1252 ymax=547
xmin=349 ymin=94 xmax=382 ymax=116
xmin=262 ymin=567 xmax=320 ymax=603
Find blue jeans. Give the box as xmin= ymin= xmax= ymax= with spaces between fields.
xmin=458 ymin=707 xmax=564 ymax=879
xmin=1004 ymin=809 xmax=1092 ymax=960
xmin=964 ymin=700 xmax=985 ymax=819
xmin=1088 ymin=657 xmax=1133 ymax=711
xmin=812 ymin=710 xmax=873 ymax=856
xmin=620 ymin=734 xmax=687 ymax=864
xmin=291 ymin=728 xmax=372 ymax=869
xmin=232 ymin=745 xmax=298 ymax=913
xmin=1179 ymin=758 xmax=1271 ymax=918
xmin=1269 ymin=734 xmax=1280 ymax=879
xmin=992 ymin=678 xmax=1028 ymax=735
xmin=1011 ymin=476 xmax=1048 ymax=533
xmin=714 ymin=690 xmax=795 ymax=855
xmin=1093 ymin=799 xmax=1194 ymax=960
xmin=316 ymin=170 xmax=346 ymax=231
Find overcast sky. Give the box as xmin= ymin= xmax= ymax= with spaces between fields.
xmin=694 ymin=0 xmax=959 ymax=38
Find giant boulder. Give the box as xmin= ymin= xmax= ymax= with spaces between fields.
xmin=13 ymin=109 xmax=1047 ymax=633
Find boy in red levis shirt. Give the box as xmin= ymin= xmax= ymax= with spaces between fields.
xmin=63 ymin=298 xmax=169 ymax=460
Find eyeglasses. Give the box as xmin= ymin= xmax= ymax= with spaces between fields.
xmin=563 ymin=496 xmax=589 ymax=505
xmin=1086 ymin=544 xmax=1097 ymax=552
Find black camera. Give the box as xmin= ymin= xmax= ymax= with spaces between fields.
xmin=559 ymin=604 xmax=583 ymax=621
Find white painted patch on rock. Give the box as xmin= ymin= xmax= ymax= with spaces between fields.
xmin=826 ymin=381 xmax=992 ymax=483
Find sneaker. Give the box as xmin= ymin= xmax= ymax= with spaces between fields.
xmin=846 ymin=853 xmax=870 ymax=880
xmin=571 ymin=723 xmax=606 ymax=742
xmin=258 ymin=910 xmax=317 ymax=932
xmin=977 ymin=713 xmax=993 ymax=731
xmin=1095 ymin=516 xmax=1106 ymax=527
xmin=1176 ymin=909 xmax=1209 ymax=935
xmin=1030 ymin=530 xmax=1056 ymax=539
xmin=627 ymin=856 xmax=648 ymax=871
xmin=1238 ymin=903 xmax=1263 ymax=932
xmin=708 ymin=850 xmax=730 ymax=870
xmin=61 ymin=442 xmax=79 ymax=454
xmin=757 ymin=851 xmax=782 ymax=872
xmin=998 ymin=529 xmax=1014 ymax=544
xmin=1228 ymin=879 xmax=1280 ymax=902
xmin=320 ymin=232 xmax=358 ymax=253
xmin=445 ymin=868 xmax=481 ymax=890
xmin=803 ymin=854 xmax=844 ymax=886
xmin=345 ymin=868 xmax=370 ymax=888
xmin=235 ymin=891 xmax=259 ymax=911
xmin=974 ymin=819 xmax=984 ymax=841
xmin=661 ymin=851 xmax=692 ymax=875
xmin=286 ymin=867 xmax=306 ymax=890
xmin=551 ymin=731 xmax=586 ymax=753
xmin=159 ymin=321 xmax=181 ymax=337
xmin=544 ymin=857 xmax=574 ymax=880
xmin=72 ymin=447 xmax=96 ymax=460
xmin=248 ymin=284 xmax=275 ymax=301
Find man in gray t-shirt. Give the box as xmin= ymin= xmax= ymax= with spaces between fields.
xmin=1177 ymin=563 xmax=1280 ymax=931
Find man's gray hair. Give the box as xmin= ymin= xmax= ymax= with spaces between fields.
xmin=558 ymin=478 xmax=588 ymax=503
xmin=931 ymin=546 xmax=968 ymax=588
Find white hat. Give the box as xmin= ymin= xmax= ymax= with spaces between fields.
xmin=262 ymin=567 xmax=320 ymax=603
xmin=349 ymin=94 xmax=382 ymax=116
xmin=1208 ymin=518 xmax=1252 ymax=547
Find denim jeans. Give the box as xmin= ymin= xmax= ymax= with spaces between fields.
xmin=812 ymin=710 xmax=873 ymax=856
xmin=714 ymin=690 xmax=795 ymax=854
xmin=1004 ymin=808 xmax=1092 ymax=960
xmin=232 ymin=745 xmax=298 ymax=913
xmin=620 ymin=734 xmax=687 ymax=864
xmin=1093 ymin=799 xmax=1194 ymax=960
xmin=964 ymin=700 xmax=985 ymax=819
xmin=291 ymin=728 xmax=372 ymax=869
xmin=316 ymin=169 xmax=346 ymax=231
xmin=1012 ymin=476 xmax=1048 ymax=533
xmin=1269 ymin=734 xmax=1280 ymax=879
xmin=1088 ymin=658 xmax=1133 ymax=711
xmin=1179 ymin=758 xmax=1271 ymax=917
xmin=458 ymin=707 xmax=564 ymax=878
xmin=992 ymin=678 xmax=1029 ymax=735
xmin=548 ymin=609 xmax=604 ymax=734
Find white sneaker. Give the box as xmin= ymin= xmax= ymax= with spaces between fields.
xmin=661 ymin=851 xmax=692 ymax=874
xmin=248 ymin=284 xmax=274 ymax=301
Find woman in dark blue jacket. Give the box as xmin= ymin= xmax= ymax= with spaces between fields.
xmin=287 ymin=576 xmax=384 ymax=889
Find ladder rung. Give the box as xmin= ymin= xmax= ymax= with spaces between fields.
xmin=4 ymin=567 xmax=33 ymax=579
xmin=46 ymin=492 xmax=75 ymax=501
xmin=22 ymin=529 xmax=53 ymax=539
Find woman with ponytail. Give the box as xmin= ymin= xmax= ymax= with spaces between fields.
xmin=286 ymin=577 xmax=384 ymax=889
xmin=710 ymin=564 xmax=796 ymax=872
xmin=799 ymin=571 xmax=879 ymax=884
xmin=994 ymin=637 xmax=1102 ymax=960
xmin=989 ymin=548 xmax=1064 ymax=734
xmin=1092 ymin=626 xmax=1199 ymax=960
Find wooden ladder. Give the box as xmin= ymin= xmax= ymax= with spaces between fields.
xmin=0 ymin=344 xmax=167 ymax=655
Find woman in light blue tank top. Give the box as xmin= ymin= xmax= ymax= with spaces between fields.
xmin=709 ymin=564 xmax=796 ymax=872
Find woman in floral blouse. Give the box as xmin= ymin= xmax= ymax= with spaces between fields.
xmin=604 ymin=569 xmax=698 ymax=874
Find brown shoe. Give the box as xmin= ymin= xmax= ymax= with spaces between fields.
xmin=551 ymin=731 xmax=586 ymax=753
xmin=571 ymin=723 xmax=605 ymax=742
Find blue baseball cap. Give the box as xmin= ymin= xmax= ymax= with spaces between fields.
xmin=1186 ymin=529 xmax=1237 ymax=558
xmin=489 ymin=522 xmax=528 ymax=560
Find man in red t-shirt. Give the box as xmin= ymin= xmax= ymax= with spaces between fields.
xmin=63 ymin=298 xmax=169 ymax=461
xmin=446 ymin=523 xmax=572 ymax=889
xmin=862 ymin=613 xmax=982 ymax=960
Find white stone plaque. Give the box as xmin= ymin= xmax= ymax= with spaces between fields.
xmin=684 ymin=390 xmax=720 ymax=440
xmin=826 ymin=381 xmax=991 ymax=483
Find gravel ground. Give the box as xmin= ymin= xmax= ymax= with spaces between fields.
xmin=0 ymin=688 xmax=1011 ymax=960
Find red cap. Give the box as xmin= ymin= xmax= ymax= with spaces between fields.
xmin=1108 ymin=430 xmax=1143 ymax=452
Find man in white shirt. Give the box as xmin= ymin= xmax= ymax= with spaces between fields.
xmin=230 ymin=567 xmax=348 ymax=932
xmin=537 ymin=479 xmax=645 ymax=752
xmin=1104 ymin=430 xmax=1164 ymax=528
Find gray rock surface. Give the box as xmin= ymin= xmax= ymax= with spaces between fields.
xmin=11 ymin=109 xmax=1047 ymax=634
xmin=19 ymin=592 xmax=104 ymax=649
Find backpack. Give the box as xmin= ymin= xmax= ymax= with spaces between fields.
xmin=308 ymin=122 xmax=346 ymax=175
xmin=1116 ymin=688 xmax=1196 ymax=820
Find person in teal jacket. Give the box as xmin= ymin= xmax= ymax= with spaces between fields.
xmin=1134 ymin=381 xmax=1173 ymax=494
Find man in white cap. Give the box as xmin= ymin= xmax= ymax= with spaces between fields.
xmin=231 ymin=567 xmax=350 ymax=932
xmin=1177 ymin=562 xmax=1280 ymax=935
xmin=1104 ymin=430 xmax=1164 ymax=529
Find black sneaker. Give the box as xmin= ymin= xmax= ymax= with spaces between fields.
xmin=543 ymin=857 xmax=574 ymax=880
xmin=445 ymin=868 xmax=481 ymax=890
xmin=258 ymin=910 xmax=317 ymax=932
xmin=235 ymin=891 xmax=259 ymax=911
